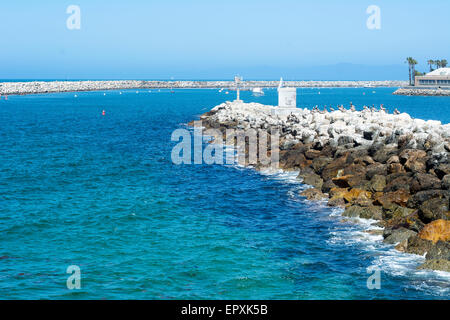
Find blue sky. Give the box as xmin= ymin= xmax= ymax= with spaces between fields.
xmin=1 ymin=0 xmax=449 ymax=80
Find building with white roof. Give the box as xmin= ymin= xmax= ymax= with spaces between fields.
xmin=415 ymin=68 xmax=450 ymax=87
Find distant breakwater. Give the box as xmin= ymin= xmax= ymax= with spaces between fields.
xmin=0 ymin=80 xmax=407 ymax=96
xmin=195 ymin=101 xmax=450 ymax=272
xmin=394 ymin=88 xmax=450 ymax=97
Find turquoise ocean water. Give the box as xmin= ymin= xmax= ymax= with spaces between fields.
xmin=0 ymin=87 xmax=449 ymax=299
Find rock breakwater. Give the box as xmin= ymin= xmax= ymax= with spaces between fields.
xmin=196 ymin=101 xmax=450 ymax=272
xmin=0 ymin=80 xmax=407 ymax=96
xmin=394 ymin=88 xmax=450 ymax=96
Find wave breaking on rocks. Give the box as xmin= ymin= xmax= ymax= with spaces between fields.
xmin=197 ymin=100 xmax=450 ymax=272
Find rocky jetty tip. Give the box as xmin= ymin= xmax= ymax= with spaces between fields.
xmin=197 ymin=100 xmax=450 ymax=272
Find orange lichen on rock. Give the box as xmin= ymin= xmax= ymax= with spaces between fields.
xmin=418 ymin=219 xmax=450 ymax=244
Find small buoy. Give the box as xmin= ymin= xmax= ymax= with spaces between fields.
xmin=136 ymin=91 xmax=139 ymax=94
xmin=102 ymin=110 xmax=106 ymax=116
xmin=119 ymin=92 xmax=122 ymax=95
xmin=103 ymin=93 xmax=106 ymax=96
xmin=74 ymin=94 xmax=78 ymax=98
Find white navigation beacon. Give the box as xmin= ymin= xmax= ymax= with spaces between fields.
xmin=277 ymin=77 xmax=297 ymax=108
xmin=272 ymin=77 xmax=298 ymax=116
xmin=234 ymin=75 xmax=243 ymax=102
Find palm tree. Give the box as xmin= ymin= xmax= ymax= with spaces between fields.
xmin=436 ymin=60 xmax=442 ymax=69
xmin=405 ymin=57 xmax=418 ymax=85
xmin=405 ymin=57 xmax=413 ymax=85
xmin=441 ymin=59 xmax=448 ymax=68
xmin=411 ymin=58 xmax=418 ymax=85
xmin=427 ymin=59 xmax=435 ymax=72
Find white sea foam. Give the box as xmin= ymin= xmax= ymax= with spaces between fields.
xmin=260 ymin=169 xmax=300 ymax=184
xmin=327 ymin=214 xmax=450 ymax=295
xmin=221 ymin=156 xmax=450 ymax=297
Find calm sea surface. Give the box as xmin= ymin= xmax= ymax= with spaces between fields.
xmin=0 ymin=88 xmax=449 ymax=299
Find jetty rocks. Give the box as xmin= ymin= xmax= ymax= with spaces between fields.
xmin=0 ymin=80 xmax=407 ymax=96
xmin=198 ymin=101 xmax=450 ymax=272
xmin=394 ymin=88 xmax=450 ymax=97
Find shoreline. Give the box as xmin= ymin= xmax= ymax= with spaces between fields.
xmin=0 ymin=80 xmax=407 ymax=96
xmin=193 ymin=101 xmax=450 ymax=273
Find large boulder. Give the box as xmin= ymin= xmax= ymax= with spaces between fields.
xmin=332 ymin=175 xmax=353 ymax=188
xmin=332 ymin=174 xmax=367 ymax=189
xmin=328 ymin=187 xmax=349 ymax=207
xmin=384 ymin=173 xmax=413 ymax=192
xmin=443 ymin=175 xmax=450 ymax=190
xmin=342 ymin=188 xmax=372 ymax=204
xmin=388 ymin=163 xmax=406 ymax=174
xmin=404 ymin=235 xmax=434 ymax=255
xmin=419 ymin=198 xmax=450 ymax=222
xmin=399 ymin=149 xmax=427 ymax=172
xmin=426 ymin=241 xmax=450 ymax=260
xmin=338 ymin=135 xmax=355 ymax=146
xmin=382 ymin=203 xmax=416 ymax=220
xmin=374 ymin=189 xmax=410 ymax=207
xmin=321 ymin=155 xmax=350 ymax=180
xmin=300 ymin=188 xmax=327 ymax=201
xmin=383 ymin=227 xmax=417 ymax=244
xmin=386 ymin=155 xmax=400 ymax=164
xmin=406 ymin=189 xmax=450 ymax=209
xmin=417 ymin=259 xmax=450 ymax=272
xmin=327 ymin=197 xmax=345 ymax=207
xmin=312 ymin=157 xmax=333 ymax=174
xmin=343 ymin=205 xmax=382 ymax=220
xmin=435 ymin=164 xmax=450 ymax=179
xmin=300 ymin=172 xmax=324 ymax=189
xmin=365 ymin=163 xmax=387 ymax=180
xmin=369 ymin=175 xmax=386 ymax=192
xmin=372 ymin=146 xmax=398 ymax=163
xmin=382 ymin=209 xmax=424 ymax=233
xmin=343 ymin=163 xmax=367 ymax=176
xmin=353 ymin=155 xmax=375 ymax=166
xmin=279 ymin=149 xmax=311 ymax=169
xmin=405 ymin=159 xmax=427 ymax=173
xmin=410 ymin=173 xmax=442 ymax=193
xmin=418 ymin=219 xmax=450 ymax=243
xmin=337 ymin=146 xmax=369 ymax=162
xmin=321 ymin=179 xmax=337 ymax=193
xmin=304 ymin=149 xmax=321 ymax=160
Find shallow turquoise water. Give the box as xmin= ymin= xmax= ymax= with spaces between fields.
xmin=0 ymin=88 xmax=449 ymax=299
